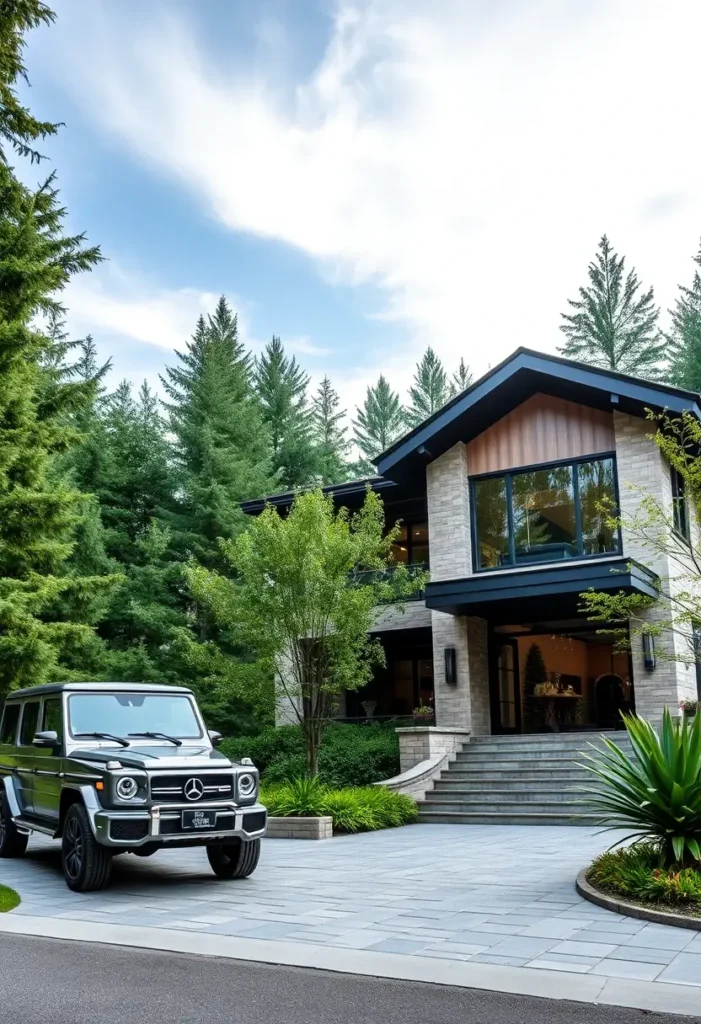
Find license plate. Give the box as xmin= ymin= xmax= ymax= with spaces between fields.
xmin=181 ymin=809 xmax=217 ymax=830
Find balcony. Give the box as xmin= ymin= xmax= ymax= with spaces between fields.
xmin=349 ymin=562 xmax=429 ymax=603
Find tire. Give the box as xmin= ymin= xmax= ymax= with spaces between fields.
xmin=61 ymin=802 xmax=112 ymax=892
xmin=0 ymin=792 xmax=28 ymax=859
xmin=207 ymin=838 xmax=261 ymax=879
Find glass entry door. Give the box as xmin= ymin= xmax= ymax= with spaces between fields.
xmin=495 ymin=640 xmax=521 ymax=733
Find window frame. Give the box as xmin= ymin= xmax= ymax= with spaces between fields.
xmin=18 ymin=701 xmax=41 ymax=747
xmin=0 ymin=703 xmax=21 ymax=746
xmin=391 ymin=521 xmax=430 ymax=567
xmin=670 ymin=466 xmax=690 ymax=545
xmin=470 ymin=452 xmax=622 ymax=573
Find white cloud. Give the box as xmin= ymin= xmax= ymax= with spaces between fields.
xmin=65 ymin=269 xmax=220 ymax=352
xmin=51 ymin=0 xmax=701 ymax=389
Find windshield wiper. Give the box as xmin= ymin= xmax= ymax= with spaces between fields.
xmin=74 ymin=731 xmax=130 ymax=748
xmin=128 ymin=731 xmax=183 ymax=747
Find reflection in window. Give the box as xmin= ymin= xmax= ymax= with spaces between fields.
xmin=472 ymin=456 xmax=619 ymax=570
xmin=474 ymin=477 xmax=509 ymax=568
xmin=580 ymin=459 xmax=618 ymax=554
xmin=671 ymin=467 xmax=690 ymax=542
xmin=512 ymin=466 xmax=576 ymax=564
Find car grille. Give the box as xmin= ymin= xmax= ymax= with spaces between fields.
xmin=110 ymin=819 xmax=150 ymax=842
xmin=150 ymin=774 xmax=234 ymax=803
xmin=160 ymin=813 xmax=235 ymax=835
xmin=243 ymin=811 xmax=266 ymax=834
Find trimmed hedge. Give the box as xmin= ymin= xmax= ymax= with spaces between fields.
xmin=220 ymin=723 xmax=400 ymax=788
xmin=587 ymin=845 xmax=701 ymax=915
xmin=261 ymin=777 xmax=418 ymax=833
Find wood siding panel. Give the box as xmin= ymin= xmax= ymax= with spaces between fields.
xmin=466 ymin=394 xmax=615 ymax=476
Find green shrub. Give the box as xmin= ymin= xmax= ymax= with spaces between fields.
xmin=588 ymin=845 xmax=701 ymax=912
xmin=220 ymin=723 xmax=400 ymax=788
xmin=581 ymin=708 xmax=701 ymax=866
xmin=260 ymin=781 xmax=418 ymax=833
xmin=0 ymin=886 xmax=20 ymax=913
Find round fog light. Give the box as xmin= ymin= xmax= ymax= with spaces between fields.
xmin=116 ymin=776 xmax=139 ymax=800
xmin=238 ymin=773 xmax=256 ymax=798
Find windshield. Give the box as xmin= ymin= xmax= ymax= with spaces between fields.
xmin=68 ymin=693 xmax=202 ymax=741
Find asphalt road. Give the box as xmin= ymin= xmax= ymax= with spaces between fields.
xmin=0 ymin=935 xmax=694 ymax=1024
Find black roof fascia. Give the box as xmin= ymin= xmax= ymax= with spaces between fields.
xmin=424 ymin=558 xmax=659 ymax=616
xmin=240 ymin=476 xmax=397 ymax=515
xmin=376 ymin=348 xmax=701 ymax=483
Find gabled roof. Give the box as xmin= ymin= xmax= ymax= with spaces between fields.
xmin=376 ymin=347 xmax=701 ymax=484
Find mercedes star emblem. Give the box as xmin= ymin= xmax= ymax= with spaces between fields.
xmin=184 ymin=777 xmax=205 ymax=801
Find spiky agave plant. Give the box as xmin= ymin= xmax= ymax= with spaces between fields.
xmin=580 ymin=708 xmax=701 ymax=867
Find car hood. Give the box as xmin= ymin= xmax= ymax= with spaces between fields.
xmin=70 ymin=744 xmax=235 ymax=771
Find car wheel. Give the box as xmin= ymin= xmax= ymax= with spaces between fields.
xmin=206 ymin=838 xmax=261 ymax=879
xmin=61 ymin=803 xmax=112 ymax=892
xmin=0 ymin=793 xmax=28 ymax=858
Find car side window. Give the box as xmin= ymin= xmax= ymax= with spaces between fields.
xmin=42 ymin=698 xmax=64 ymax=743
xmin=0 ymin=704 xmax=20 ymax=745
xmin=19 ymin=702 xmax=40 ymax=747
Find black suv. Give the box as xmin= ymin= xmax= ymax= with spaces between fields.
xmin=0 ymin=682 xmax=266 ymax=892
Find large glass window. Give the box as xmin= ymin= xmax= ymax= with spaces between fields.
xmin=472 ymin=456 xmax=620 ymax=570
xmin=391 ymin=522 xmax=429 ymax=566
xmin=671 ymin=467 xmax=690 ymax=543
xmin=474 ymin=477 xmax=509 ymax=568
xmin=512 ymin=465 xmax=576 ymax=564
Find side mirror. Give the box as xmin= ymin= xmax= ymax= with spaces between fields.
xmin=208 ymin=729 xmax=222 ymax=748
xmin=33 ymin=730 xmax=59 ymax=748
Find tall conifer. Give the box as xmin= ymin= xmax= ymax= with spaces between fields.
xmin=406 ymin=347 xmax=450 ymax=427
xmin=311 ymin=376 xmax=350 ymax=484
xmin=559 ymin=235 xmax=665 ymax=378
xmin=668 ymin=242 xmax=701 ymax=391
xmin=352 ymin=375 xmax=404 ymax=463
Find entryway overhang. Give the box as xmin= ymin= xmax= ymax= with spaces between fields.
xmin=424 ymin=557 xmax=659 ymax=624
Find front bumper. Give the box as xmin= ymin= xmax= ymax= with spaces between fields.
xmin=90 ymin=800 xmax=267 ymax=849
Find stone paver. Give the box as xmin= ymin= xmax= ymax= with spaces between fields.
xmin=1 ymin=824 xmax=699 ymax=988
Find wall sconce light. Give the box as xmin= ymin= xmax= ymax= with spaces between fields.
xmin=642 ymin=631 xmax=656 ymax=672
xmin=444 ymin=647 xmax=457 ymax=685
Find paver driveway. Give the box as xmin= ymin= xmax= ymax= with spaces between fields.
xmin=2 ymin=824 xmax=700 ymax=987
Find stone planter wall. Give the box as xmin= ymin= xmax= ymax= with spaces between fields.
xmin=395 ymin=726 xmax=470 ymax=774
xmin=265 ymin=816 xmax=333 ymax=840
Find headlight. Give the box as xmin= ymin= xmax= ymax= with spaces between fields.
xmin=116 ymin=776 xmax=139 ymax=800
xmin=237 ymin=773 xmax=256 ymax=798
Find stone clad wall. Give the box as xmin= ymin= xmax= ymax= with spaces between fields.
xmin=425 ymin=442 xmax=491 ymax=735
xmin=614 ymin=412 xmax=698 ymax=720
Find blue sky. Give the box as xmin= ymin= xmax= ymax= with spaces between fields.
xmin=20 ymin=0 xmax=701 ymax=418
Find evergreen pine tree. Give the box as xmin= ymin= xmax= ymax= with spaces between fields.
xmin=162 ymin=299 xmax=273 ymax=570
xmin=311 ymin=376 xmax=350 ymax=484
xmin=0 ymin=7 xmax=116 ymax=697
xmin=352 ymin=375 xmax=405 ymax=463
xmin=449 ymin=357 xmax=473 ymax=396
xmin=559 ymin=235 xmax=665 ymax=378
xmin=254 ymin=335 xmax=316 ymax=488
xmin=668 ymin=242 xmax=701 ymax=391
xmin=406 ymin=347 xmax=450 ymax=427
xmin=0 ymin=1 xmax=59 ymax=163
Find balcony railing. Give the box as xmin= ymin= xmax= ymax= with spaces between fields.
xmin=348 ymin=562 xmax=429 ymax=602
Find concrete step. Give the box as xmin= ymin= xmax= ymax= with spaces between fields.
xmin=441 ymin=768 xmax=593 ymax=781
xmin=457 ymin=741 xmax=630 ymax=755
xmin=430 ymin=785 xmax=596 ymax=801
xmin=452 ymin=754 xmax=594 ymax=766
xmin=421 ymin=799 xmax=594 ymax=814
xmin=417 ymin=810 xmax=602 ymax=826
xmin=468 ymin=731 xmax=629 ymax=745
xmin=433 ymin=779 xmax=592 ymax=793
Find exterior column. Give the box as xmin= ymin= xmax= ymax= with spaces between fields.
xmin=614 ymin=412 xmax=698 ymax=722
xmin=425 ymin=442 xmax=492 ymax=736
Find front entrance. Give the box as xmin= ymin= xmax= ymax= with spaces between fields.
xmin=490 ymin=623 xmax=633 ymax=733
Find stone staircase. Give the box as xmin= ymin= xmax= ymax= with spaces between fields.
xmin=418 ymin=731 xmax=633 ymax=826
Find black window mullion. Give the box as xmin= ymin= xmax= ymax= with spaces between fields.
xmin=506 ymin=474 xmax=515 ymax=566
xmin=573 ymin=462 xmax=583 ymax=556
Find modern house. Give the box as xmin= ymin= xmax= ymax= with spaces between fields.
xmin=242 ymin=348 xmax=701 ymax=823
